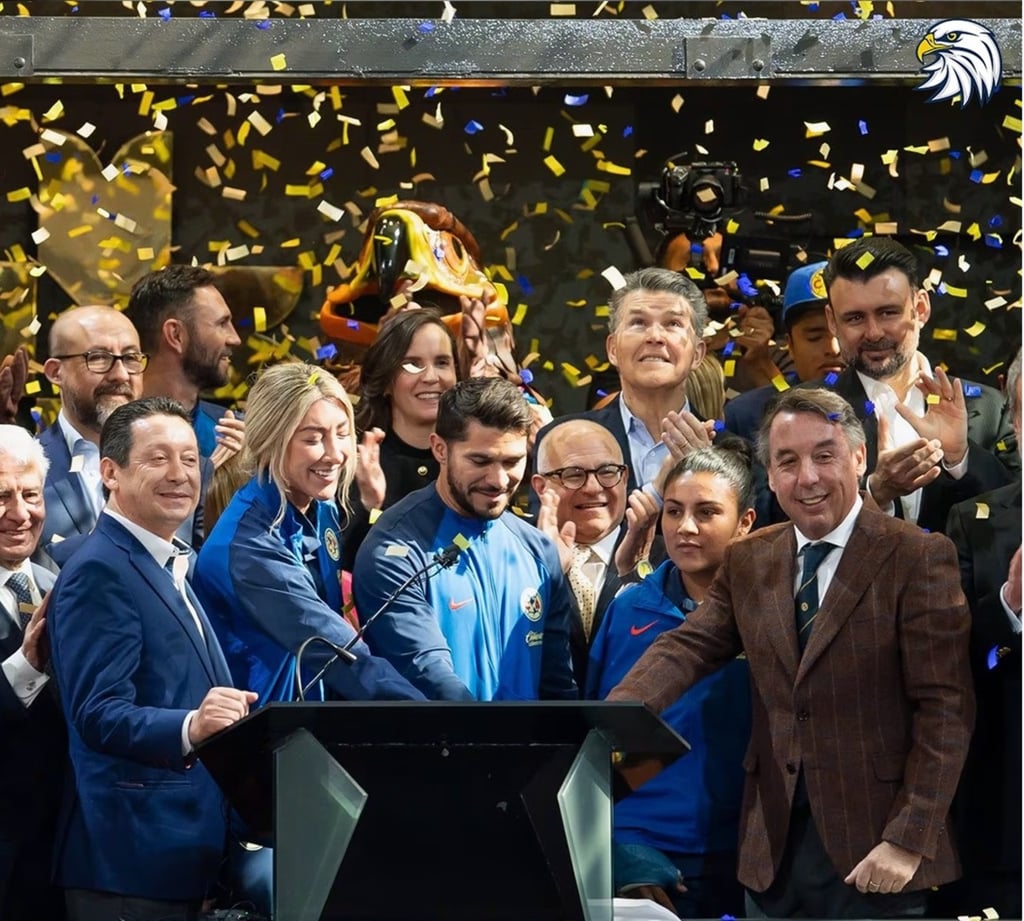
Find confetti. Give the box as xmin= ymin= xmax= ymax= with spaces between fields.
xmin=253 ymin=307 xmax=267 ymax=332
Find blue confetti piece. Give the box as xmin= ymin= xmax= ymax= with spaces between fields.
xmin=690 ymin=243 xmax=703 ymax=255
xmin=90 ymin=195 xmax=99 ymax=205
xmin=464 ymin=120 xmax=484 ymax=135
xmin=319 ymin=167 xmax=334 ymax=181
xmin=807 ymin=1 xmax=819 ymax=8
xmin=832 ymin=11 xmax=847 ymax=19
xmin=622 ymin=125 xmax=633 ymax=138
xmin=275 ymin=108 xmax=286 ymax=124
xmin=787 ymin=168 xmax=803 ymax=178
xmin=490 ymin=88 xmax=508 ymax=98
xmin=722 ymin=915 xmax=737 ymax=921
xmin=158 ymin=7 xmax=171 ymax=20
xmin=937 ymin=282 xmax=947 ymax=295
xmin=122 ymin=163 xmax=132 ymax=176
xmin=858 ymin=120 xmax=868 ymax=135
xmin=987 ymin=646 xmax=1001 ymax=670
xmin=315 ymin=344 xmax=338 ymax=361
xmin=516 ymin=274 xmax=534 ymax=295
xmin=346 ymin=320 xmax=360 ymax=330
xmin=564 ymin=93 xmax=589 ymax=106
xmin=785 ymin=370 xmax=800 ymax=383
xmin=713 ymin=420 xmax=726 ymax=433
xmin=827 ymin=412 xmax=841 ymax=421
xmin=198 ymin=9 xmax=216 ymax=17
xmin=255 ymin=19 xmax=272 ymax=30
xmin=963 ymin=384 xmax=982 ymax=398
xmin=722 ymin=340 xmax=736 ymax=356
xmin=737 ymin=273 xmax=759 ymax=299
xmin=989 ymin=215 xmax=1003 ymax=228
xmin=984 ymin=234 xmax=1003 ymax=249
xmin=949 ymin=150 xmax=961 ymax=159
xmin=417 ymin=21 xmax=435 ymax=33
xmin=824 ymin=371 xmax=840 ymax=386
xmin=934 ymin=245 xmax=949 ymax=257
xmin=177 ymin=94 xmax=195 ymax=106
xmin=728 ymin=302 xmax=742 ymax=311
xmin=969 ymin=169 xmax=984 ymax=184
xmin=30 ymin=408 xmax=41 ymax=423
xmin=845 ymin=228 xmax=865 ymax=238
xmin=44 ymin=152 xmax=62 ymax=163
xmin=596 ymin=389 xmax=607 ymax=398
xmin=425 ymin=87 xmax=441 ymax=98
xmin=519 ymin=368 xmax=534 ymax=385
xmin=864 ymin=400 xmax=875 ymax=415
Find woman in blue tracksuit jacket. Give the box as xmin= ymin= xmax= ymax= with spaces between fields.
xmin=587 ymin=440 xmax=756 ymax=919
xmin=194 ymin=361 xmax=424 ymax=705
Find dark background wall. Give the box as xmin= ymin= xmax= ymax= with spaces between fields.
xmin=0 ymin=76 xmax=1018 ymax=412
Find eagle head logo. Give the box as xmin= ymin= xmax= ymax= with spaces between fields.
xmin=915 ymin=19 xmax=1002 ymax=108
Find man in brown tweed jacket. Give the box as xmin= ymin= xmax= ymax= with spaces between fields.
xmin=608 ymin=387 xmax=974 ymax=919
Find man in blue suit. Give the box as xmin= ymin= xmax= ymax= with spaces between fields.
xmin=0 ymin=425 xmax=65 ymax=920
xmin=49 ymin=397 xmax=257 ymax=921
xmin=39 ymin=305 xmax=144 ymax=566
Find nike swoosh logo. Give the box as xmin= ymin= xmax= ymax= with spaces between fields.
xmin=630 ymin=621 xmax=658 ymax=636
xmin=449 ymin=598 xmax=474 ymax=611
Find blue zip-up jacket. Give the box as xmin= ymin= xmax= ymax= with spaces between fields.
xmin=353 ymin=483 xmax=577 ymax=702
xmin=193 ymin=476 xmax=424 ymax=704
xmin=587 ymin=560 xmax=750 ymax=855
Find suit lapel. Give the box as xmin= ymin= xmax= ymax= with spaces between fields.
xmin=43 ymin=428 xmax=98 ymax=537
xmin=796 ymin=509 xmax=894 ymax=683
xmin=834 ymin=370 xmax=879 ymax=468
xmin=760 ymin=527 xmax=801 ymax=682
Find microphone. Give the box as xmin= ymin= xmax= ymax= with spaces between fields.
xmin=296 ymin=542 xmax=462 ymax=700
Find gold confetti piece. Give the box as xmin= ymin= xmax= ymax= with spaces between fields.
xmin=543 ymin=155 xmax=565 ymax=177
xmin=943 ymin=285 xmax=968 ymax=298
xmin=384 ymin=544 xmax=409 ymax=558
xmin=981 ymin=171 xmax=1001 ymax=184
xmin=752 ymin=138 xmax=770 ymax=151
xmin=253 ymin=307 xmax=267 ymax=332
xmin=40 ymin=128 xmax=67 ymax=147
xmin=247 ymin=111 xmax=273 ymax=136
xmin=572 ymin=123 xmax=594 ymax=138
xmin=542 ymin=126 xmax=554 ymax=153
xmin=932 ymin=328 xmax=958 ymax=341
xmin=1002 ymin=114 xmax=1022 ymax=132
xmin=966 ymin=222 xmax=982 ymax=240
xmin=136 ymin=246 xmax=155 ymax=260
xmin=704 ymin=119 xmax=714 ymax=134
xmin=756 ymin=85 xmax=770 ymax=100
xmin=222 ymin=187 xmax=247 ymax=202
xmin=5 ymin=187 xmax=29 ymax=202
xmin=670 ymin=94 xmax=684 ymax=113
xmin=984 ymin=296 xmax=1007 ymax=310
xmin=367 ymin=508 xmax=383 ymax=525
xmin=511 ymin=303 xmax=528 ymax=325
xmin=874 ymin=222 xmax=898 ymax=234
xmin=964 ymin=321 xmax=986 ymax=337
xmin=361 ymin=147 xmax=380 ymax=169
xmin=30 ymin=227 xmax=50 ymax=244
xmin=270 ymin=53 xmax=287 ymax=72
xmin=594 ymin=305 xmax=610 ymax=318
xmin=803 ymin=120 xmax=831 ymax=137
xmin=601 ymin=265 xmax=627 ymax=290
xmin=771 ymin=374 xmax=790 ymax=392
xmin=641 ymin=4 xmax=658 ymax=17
xmin=67 ymin=225 xmax=93 ymax=238
xmin=971 ymin=501 xmax=991 ymax=521
xmin=723 ymin=359 xmax=736 ymax=378
xmin=854 ymin=252 xmax=875 ymax=270
xmin=596 ymin=159 xmax=631 ymax=176
xmin=550 ymin=3 xmax=576 ymax=14
xmin=317 ymin=200 xmax=345 ymax=221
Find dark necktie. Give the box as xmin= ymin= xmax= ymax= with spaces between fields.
xmin=795 ymin=542 xmax=835 ymax=654
xmin=9 ymin=571 xmax=35 ymax=631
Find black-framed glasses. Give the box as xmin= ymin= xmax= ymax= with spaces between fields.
xmin=540 ymin=464 xmax=627 ymax=490
xmin=52 ymin=350 xmax=149 ymax=375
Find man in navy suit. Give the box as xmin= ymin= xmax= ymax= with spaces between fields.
xmin=49 ymin=397 xmax=257 ymax=921
xmin=0 ymin=425 xmax=65 ymax=920
xmin=39 ymin=305 xmax=143 ymax=566
xmin=127 ymin=265 xmax=244 ymax=463
xmin=535 ymin=267 xmax=711 ymax=496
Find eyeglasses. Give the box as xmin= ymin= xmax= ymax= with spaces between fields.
xmin=540 ymin=464 xmax=627 ymax=490
xmin=52 ymin=350 xmax=149 ymax=375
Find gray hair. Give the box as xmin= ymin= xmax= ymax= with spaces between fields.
xmin=0 ymin=426 xmax=49 ymax=479
xmin=607 ymin=266 xmax=709 ymax=339
xmin=756 ymin=388 xmax=866 ymax=468
xmin=1007 ymin=348 xmax=1022 ymax=419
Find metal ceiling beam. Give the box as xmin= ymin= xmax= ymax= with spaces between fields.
xmin=0 ymin=16 xmax=1018 ymax=83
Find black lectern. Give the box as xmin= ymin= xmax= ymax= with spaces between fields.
xmin=199 ymin=701 xmax=687 ymax=921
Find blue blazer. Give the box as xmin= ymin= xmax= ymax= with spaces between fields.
xmin=49 ymin=514 xmax=234 ymax=901
xmin=39 ymin=424 xmax=97 ymax=567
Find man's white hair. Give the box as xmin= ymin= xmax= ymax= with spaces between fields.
xmin=0 ymin=425 xmax=50 ymax=478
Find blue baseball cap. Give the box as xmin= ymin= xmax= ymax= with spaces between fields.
xmin=781 ymin=261 xmax=829 ymax=328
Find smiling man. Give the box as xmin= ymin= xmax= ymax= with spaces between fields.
xmin=48 ymin=398 xmax=256 ymax=921
xmin=354 ymin=377 xmax=577 ymax=701
xmin=822 ymin=237 xmax=1016 ymax=533
xmin=607 ymin=387 xmax=975 ymax=919
xmin=535 ymin=267 xmax=711 ymax=495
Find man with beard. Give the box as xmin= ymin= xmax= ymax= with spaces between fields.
xmin=354 ymin=377 xmax=577 ymax=701
xmin=39 ymin=305 xmax=144 ymax=565
xmin=127 ymin=265 xmax=243 ymax=463
xmin=822 ymin=237 xmax=1017 ymax=534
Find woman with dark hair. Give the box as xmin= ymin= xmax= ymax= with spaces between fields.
xmin=343 ymin=308 xmax=459 ymax=567
xmin=587 ymin=438 xmax=756 ymax=919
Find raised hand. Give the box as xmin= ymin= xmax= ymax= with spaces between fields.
xmin=0 ymin=347 xmax=28 ymax=425
xmin=537 ymin=487 xmax=575 ymax=574
xmin=615 ymin=489 xmax=659 ymax=576
xmin=209 ymin=410 xmax=245 ymax=470
xmin=895 ymin=366 xmax=969 ymax=465
xmin=867 ymin=409 xmax=943 ymax=507
xmin=355 ymin=427 xmax=388 ymax=512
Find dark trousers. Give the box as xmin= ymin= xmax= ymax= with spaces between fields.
xmin=65 ymin=888 xmax=200 ymax=921
xmin=669 ymin=851 xmax=745 ymax=919
xmin=745 ymin=803 xmax=927 ymax=920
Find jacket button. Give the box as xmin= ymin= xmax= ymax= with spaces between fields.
xmin=797 ymin=709 xmax=810 ymax=721
xmin=786 ymin=762 xmax=797 ymax=774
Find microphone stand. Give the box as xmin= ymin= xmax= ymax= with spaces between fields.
xmin=295 ymin=544 xmax=461 ymax=700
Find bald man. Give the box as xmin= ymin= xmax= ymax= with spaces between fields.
xmin=533 ymin=418 xmax=659 ymax=687
xmin=39 ymin=306 xmax=145 ymax=566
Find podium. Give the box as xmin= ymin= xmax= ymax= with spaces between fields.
xmin=199 ymin=701 xmax=688 ymax=921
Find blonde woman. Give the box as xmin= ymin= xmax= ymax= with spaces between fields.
xmin=193 ymin=361 xmax=423 ymax=704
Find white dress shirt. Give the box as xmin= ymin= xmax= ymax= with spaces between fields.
xmin=792 ymin=495 xmax=863 ymax=604
xmin=58 ymin=410 xmax=104 ymax=518
xmin=0 ymin=563 xmax=48 ymax=706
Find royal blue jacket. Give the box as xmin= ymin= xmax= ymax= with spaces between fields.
xmin=194 ymin=477 xmax=423 ymax=704
xmin=353 ymin=483 xmax=577 ymax=702
xmin=587 ymin=560 xmax=751 ymax=855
